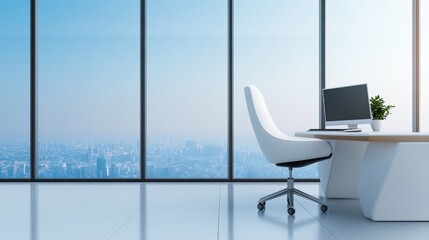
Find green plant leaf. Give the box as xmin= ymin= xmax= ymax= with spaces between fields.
xmin=370 ymin=95 xmax=395 ymax=120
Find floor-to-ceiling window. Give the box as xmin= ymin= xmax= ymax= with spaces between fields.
xmin=146 ymin=0 xmax=228 ymax=179
xmin=421 ymin=0 xmax=429 ymax=131
xmin=2 ymin=0 xmax=424 ymax=182
xmin=326 ymin=0 xmax=412 ymax=132
xmin=38 ymin=0 xmax=140 ymax=179
xmin=0 ymin=0 xmax=31 ymax=179
xmin=233 ymin=0 xmax=320 ymax=178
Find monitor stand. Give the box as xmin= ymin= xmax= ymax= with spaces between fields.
xmin=345 ymin=124 xmax=362 ymax=132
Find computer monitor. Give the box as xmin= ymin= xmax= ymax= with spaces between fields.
xmin=323 ymin=84 xmax=372 ymax=129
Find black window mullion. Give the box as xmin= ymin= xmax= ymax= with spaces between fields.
xmin=141 ymin=0 xmax=146 ymax=181
xmin=228 ymin=0 xmax=234 ymax=181
xmin=30 ymin=0 xmax=37 ymax=181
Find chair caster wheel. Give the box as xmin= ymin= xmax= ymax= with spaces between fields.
xmin=257 ymin=202 xmax=265 ymax=211
xmin=321 ymin=205 xmax=328 ymax=212
xmin=287 ymin=207 xmax=295 ymax=215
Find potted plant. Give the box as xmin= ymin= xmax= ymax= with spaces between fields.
xmin=370 ymin=95 xmax=395 ymax=132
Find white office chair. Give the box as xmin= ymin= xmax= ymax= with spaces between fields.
xmin=244 ymin=85 xmax=332 ymax=215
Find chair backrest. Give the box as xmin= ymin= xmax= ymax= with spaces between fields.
xmin=244 ymin=85 xmax=297 ymax=160
xmin=244 ymin=85 xmax=292 ymax=139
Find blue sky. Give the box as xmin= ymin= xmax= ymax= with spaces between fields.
xmin=0 ymin=0 xmax=30 ymax=138
xmin=38 ymin=0 xmax=140 ymax=138
xmin=0 ymin=0 xmax=424 ymax=140
xmin=147 ymin=0 xmax=227 ymax=140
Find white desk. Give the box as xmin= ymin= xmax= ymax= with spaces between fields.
xmin=295 ymin=131 xmax=429 ymax=221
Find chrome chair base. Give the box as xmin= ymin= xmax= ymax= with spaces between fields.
xmin=257 ymin=167 xmax=328 ymax=215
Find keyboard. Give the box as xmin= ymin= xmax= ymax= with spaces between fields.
xmin=307 ymin=128 xmax=362 ymax=132
xmin=307 ymin=128 xmax=348 ymax=132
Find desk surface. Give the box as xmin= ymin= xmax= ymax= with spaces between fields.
xmin=295 ymin=131 xmax=429 ymax=142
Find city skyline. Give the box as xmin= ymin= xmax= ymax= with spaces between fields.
xmin=0 ymin=138 xmax=318 ymax=179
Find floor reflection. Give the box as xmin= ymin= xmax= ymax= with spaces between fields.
xmin=30 ymin=183 xmax=38 ymax=240
xmin=27 ymin=183 xmax=323 ymax=240
xmin=20 ymin=182 xmax=429 ymax=240
xmin=227 ymin=183 xmax=234 ymax=240
xmin=140 ymin=183 xmax=146 ymax=240
xmin=26 ymin=183 xmax=142 ymax=240
xmin=257 ymin=209 xmax=319 ymax=239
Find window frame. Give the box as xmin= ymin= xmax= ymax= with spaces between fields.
xmin=5 ymin=0 xmax=420 ymax=182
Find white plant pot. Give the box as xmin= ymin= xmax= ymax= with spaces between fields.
xmin=371 ymin=120 xmax=383 ymax=132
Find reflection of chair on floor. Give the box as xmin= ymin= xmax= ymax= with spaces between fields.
xmin=244 ymin=85 xmax=332 ymax=215
xmin=258 ymin=210 xmax=315 ymax=238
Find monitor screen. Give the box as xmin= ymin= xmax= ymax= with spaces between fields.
xmin=323 ymin=84 xmax=372 ymax=124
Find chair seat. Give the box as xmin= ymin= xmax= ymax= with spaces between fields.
xmin=275 ymin=154 xmax=332 ymax=168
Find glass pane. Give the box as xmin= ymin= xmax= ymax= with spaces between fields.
xmin=421 ymin=0 xmax=429 ymax=131
xmin=0 ymin=0 xmax=30 ymax=178
xmin=146 ymin=0 xmax=228 ymax=178
xmin=38 ymin=0 xmax=140 ymax=178
xmin=234 ymin=0 xmax=320 ymax=178
xmin=326 ymin=0 xmax=412 ymax=131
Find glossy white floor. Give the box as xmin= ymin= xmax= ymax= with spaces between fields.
xmin=1 ymin=182 xmax=429 ymax=240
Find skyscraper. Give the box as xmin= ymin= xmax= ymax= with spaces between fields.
xmin=110 ymin=163 xmax=118 ymax=178
xmin=96 ymin=157 xmax=107 ymax=178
